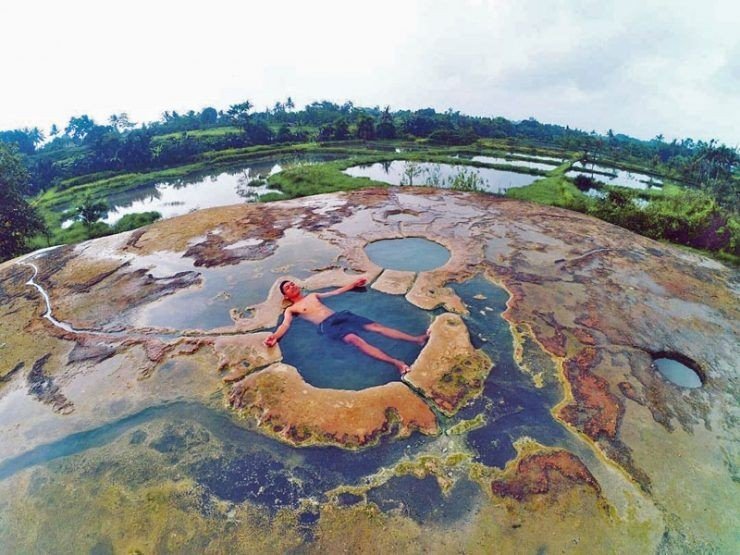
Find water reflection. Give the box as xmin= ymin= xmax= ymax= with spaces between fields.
xmin=471 ymin=155 xmax=559 ymax=172
xmin=61 ymin=154 xmax=339 ymax=227
xmin=364 ymin=238 xmax=450 ymax=272
xmin=569 ymin=162 xmax=663 ymax=190
xmin=344 ymin=161 xmax=540 ymax=193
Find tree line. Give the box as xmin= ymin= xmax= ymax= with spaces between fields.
xmin=1 ymin=98 xmax=737 ymax=261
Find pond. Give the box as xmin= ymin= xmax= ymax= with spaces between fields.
xmin=470 ymin=155 xmax=560 ymax=172
xmin=364 ymin=238 xmax=450 ymax=272
xmin=343 ymin=161 xmax=540 ymax=193
xmin=569 ymin=162 xmax=663 ymax=190
xmin=62 ymin=154 xmax=340 ymax=228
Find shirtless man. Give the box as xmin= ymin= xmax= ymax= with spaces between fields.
xmin=265 ymin=278 xmax=428 ymax=374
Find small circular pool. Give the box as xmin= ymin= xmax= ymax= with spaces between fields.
xmin=365 ymin=238 xmax=450 ymax=272
xmin=653 ymin=357 xmax=703 ymax=388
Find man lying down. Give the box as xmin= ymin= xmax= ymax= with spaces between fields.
xmin=264 ymin=278 xmax=428 ymax=375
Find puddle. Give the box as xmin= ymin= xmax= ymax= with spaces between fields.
xmin=280 ymin=288 xmax=433 ymax=390
xmin=653 ymin=357 xmax=703 ymax=388
xmin=135 ymin=229 xmax=340 ymax=330
xmin=364 ymin=238 xmax=450 ymax=272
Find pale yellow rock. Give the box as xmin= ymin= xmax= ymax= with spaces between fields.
xmin=405 ymin=313 xmax=492 ymax=415
xmin=406 ymin=271 xmax=466 ymax=313
xmin=230 ymin=363 xmax=439 ymax=447
xmin=213 ymin=332 xmax=282 ymax=382
xmin=371 ymin=269 xmax=416 ymax=295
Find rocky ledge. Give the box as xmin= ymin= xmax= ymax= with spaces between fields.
xmin=228 ymin=363 xmax=438 ymax=448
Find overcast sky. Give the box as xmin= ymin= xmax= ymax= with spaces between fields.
xmin=1 ymin=0 xmax=737 ymax=144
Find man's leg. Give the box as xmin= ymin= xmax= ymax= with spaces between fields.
xmin=343 ymin=333 xmax=410 ymax=375
xmin=363 ymin=322 xmax=429 ymax=345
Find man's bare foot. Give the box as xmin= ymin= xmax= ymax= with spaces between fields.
xmin=394 ymin=360 xmax=411 ymax=376
xmin=414 ymin=330 xmax=431 ymax=346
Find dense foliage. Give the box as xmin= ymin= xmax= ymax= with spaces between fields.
xmin=0 ymin=143 xmax=46 ymax=261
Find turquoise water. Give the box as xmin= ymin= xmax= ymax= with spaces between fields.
xmin=0 ymin=401 xmax=431 ymax=510
xmin=449 ymin=277 xmax=572 ymax=468
xmin=343 ymin=161 xmax=540 ymax=193
xmin=364 ymin=238 xmax=450 ymax=272
xmin=280 ymin=288 xmax=434 ymax=389
xmin=654 ymin=358 xmax=703 ymax=388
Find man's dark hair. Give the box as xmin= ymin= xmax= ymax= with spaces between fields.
xmin=279 ymin=280 xmax=291 ymax=295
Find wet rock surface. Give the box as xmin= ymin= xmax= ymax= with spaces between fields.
xmin=405 ymin=313 xmax=492 ymax=416
xmin=0 ymin=188 xmax=737 ymax=552
xmin=229 ymin=363 xmax=438 ymax=447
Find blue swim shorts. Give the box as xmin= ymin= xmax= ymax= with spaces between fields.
xmin=318 ymin=310 xmax=374 ymax=340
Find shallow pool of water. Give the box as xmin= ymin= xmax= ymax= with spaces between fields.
xmin=0 ymin=274 xmax=580 ymax=549
xmin=136 ymin=229 xmax=341 ymax=330
xmin=448 ymin=277 xmax=571 ymax=468
xmin=364 ymin=238 xmax=450 ymax=272
xmin=343 ymin=161 xmax=540 ymax=193
xmin=654 ymin=358 xmax=703 ymax=388
xmin=507 ymin=152 xmax=566 ymax=164
xmin=280 ymin=288 xmax=433 ymax=390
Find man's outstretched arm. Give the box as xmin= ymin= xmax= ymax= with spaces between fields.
xmin=264 ymin=309 xmax=294 ymax=347
xmin=316 ymin=277 xmax=367 ymax=299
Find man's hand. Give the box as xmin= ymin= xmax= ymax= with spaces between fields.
xmin=352 ymin=277 xmax=368 ymax=288
xmin=264 ymin=334 xmax=278 ymax=347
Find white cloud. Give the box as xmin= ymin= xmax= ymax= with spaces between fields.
xmin=0 ymin=0 xmax=737 ymax=144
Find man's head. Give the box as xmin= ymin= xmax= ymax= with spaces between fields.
xmin=279 ymin=280 xmax=300 ymax=300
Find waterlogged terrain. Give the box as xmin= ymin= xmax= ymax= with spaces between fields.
xmin=343 ymin=161 xmax=541 ymax=192
xmin=1 ymin=189 xmax=738 ymax=552
xmin=470 ymin=155 xmax=560 ymax=172
xmin=569 ymin=161 xmax=663 ymax=190
xmin=61 ymin=153 xmax=339 ymax=227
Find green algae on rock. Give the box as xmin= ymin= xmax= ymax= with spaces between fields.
xmin=405 ymin=313 xmax=492 ymax=416
xmin=228 ymin=363 xmax=439 ymax=448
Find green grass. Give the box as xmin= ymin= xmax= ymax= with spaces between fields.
xmin=506 ymin=174 xmax=585 ymax=207
xmin=266 ymin=161 xmax=387 ymax=197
